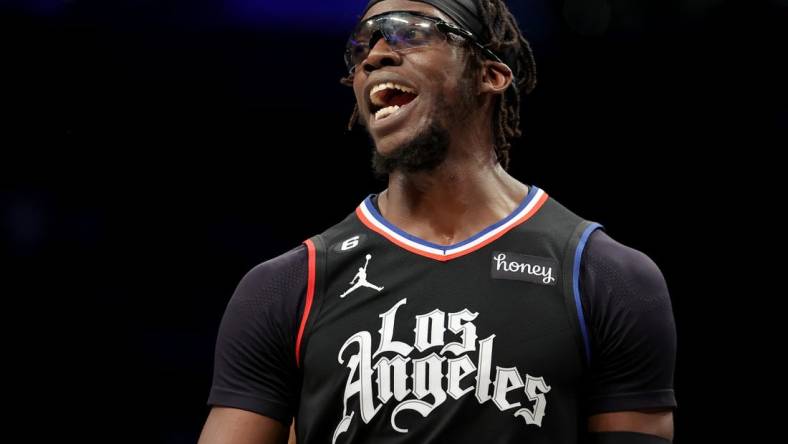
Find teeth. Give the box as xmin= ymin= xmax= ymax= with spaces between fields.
xmin=369 ymin=82 xmax=417 ymax=105
xmin=375 ymin=105 xmax=400 ymax=121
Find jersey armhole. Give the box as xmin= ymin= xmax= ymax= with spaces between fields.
xmin=295 ymin=235 xmax=326 ymax=368
xmin=561 ymin=221 xmax=605 ymax=368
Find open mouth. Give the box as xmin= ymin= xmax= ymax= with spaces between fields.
xmin=369 ymin=82 xmax=419 ymax=121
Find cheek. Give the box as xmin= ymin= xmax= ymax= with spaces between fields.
xmin=418 ymin=52 xmax=468 ymax=98
xmin=432 ymin=77 xmax=465 ymax=109
xmin=352 ymin=76 xmax=367 ymax=108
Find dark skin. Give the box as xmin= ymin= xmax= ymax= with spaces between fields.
xmin=198 ymin=1 xmax=673 ymax=442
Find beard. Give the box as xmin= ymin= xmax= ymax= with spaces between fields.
xmin=369 ymin=67 xmax=479 ymax=179
xmin=370 ymin=121 xmax=450 ymax=179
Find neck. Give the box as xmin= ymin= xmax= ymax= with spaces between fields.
xmin=379 ymin=133 xmax=528 ymax=246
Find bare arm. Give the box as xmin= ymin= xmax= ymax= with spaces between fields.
xmin=588 ymin=409 xmax=674 ymax=441
xmin=288 ymin=421 xmax=296 ymax=444
xmin=198 ymin=407 xmax=290 ymax=444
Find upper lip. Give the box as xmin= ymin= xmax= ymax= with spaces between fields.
xmin=363 ymin=73 xmax=419 ymax=114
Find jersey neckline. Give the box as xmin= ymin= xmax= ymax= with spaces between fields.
xmin=354 ymin=185 xmax=549 ymax=262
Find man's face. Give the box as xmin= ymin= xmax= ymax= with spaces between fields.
xmin=351 ymin=0 xmax=480 ymax=174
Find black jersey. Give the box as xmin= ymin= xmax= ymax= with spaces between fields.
xmin=207 ymin=185 xmax=677 ymax=443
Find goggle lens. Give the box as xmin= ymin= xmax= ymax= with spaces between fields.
xmin=345 ymin=12 xmax=445 ymax=72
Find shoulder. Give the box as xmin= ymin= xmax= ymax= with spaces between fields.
xmin=224 ymin=243 xmax=309 ymax=336
xmin=235 ymin=243 xmax=309 ymax=298
xmin=582 ymin=229 xmax=670 ymax=309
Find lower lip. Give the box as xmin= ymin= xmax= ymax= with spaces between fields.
xmin=369 ymin=96 xmax=420 ymax=133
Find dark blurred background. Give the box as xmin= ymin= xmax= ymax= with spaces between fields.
xmin=1 ymin=0 xmax=784 ymax=442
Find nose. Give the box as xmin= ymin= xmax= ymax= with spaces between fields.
xmin=362 ymin=33 xmax=402 ymax=74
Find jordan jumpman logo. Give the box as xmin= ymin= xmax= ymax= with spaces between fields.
xmin=340 ymin=253 xmax=384 ymax=298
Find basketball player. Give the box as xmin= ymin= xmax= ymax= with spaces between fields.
xmin=198 ymin=1 xmax=677 ymax=443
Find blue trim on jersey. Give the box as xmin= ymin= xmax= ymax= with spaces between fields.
xmin=363 ymin=185 xmax=540 ymax=252
xmin=573 ymin=222 xmax=603 ymax=364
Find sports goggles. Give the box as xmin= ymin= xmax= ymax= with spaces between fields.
xmin=344 ymin=10 xmax=504 ymax=74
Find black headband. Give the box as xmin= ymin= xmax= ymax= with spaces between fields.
xmin=363 ymin=0 xmax=486 ymax=42
xmin=360 ymin=0 xmax=522 ymax=80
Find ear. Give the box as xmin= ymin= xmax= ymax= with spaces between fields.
xmin=478 ymin=60 xmax=513 ymax=95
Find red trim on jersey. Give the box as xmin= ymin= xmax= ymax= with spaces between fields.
xmin=355 ymin=191 xmax=549 ymax=262
xmin=295 ymin=238 xmax=316 ymax=368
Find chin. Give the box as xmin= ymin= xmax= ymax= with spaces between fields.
xmin=369 ymin=118 xmax=451 ymax=178
xmin=370 ymin=124 xmax=420 ymax=155
xmin=372 ymin=134 xmax=408 ymax=157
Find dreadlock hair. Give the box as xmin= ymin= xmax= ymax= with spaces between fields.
xmin=340 ymin=0 xmax=537 ymax=171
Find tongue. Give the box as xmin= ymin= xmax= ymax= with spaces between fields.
xmin=387 ymin=91 xmax=417 ymax=107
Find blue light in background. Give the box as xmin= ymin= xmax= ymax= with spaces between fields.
xmin=226 ymin=0 xmax=370 ymax=32
xmin=2 ymin=0 xmax=557 ymax=42
xmin=225 ymin=0 xmax=555 ymax=41
xmin=1 ymin=0 xmax=66 ymax=15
